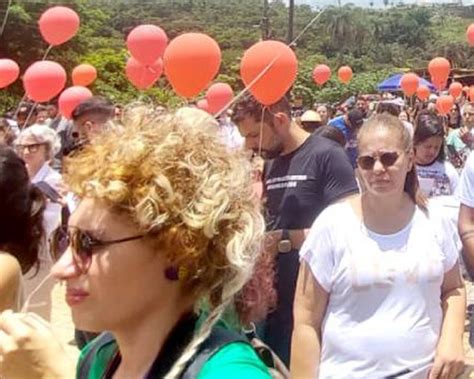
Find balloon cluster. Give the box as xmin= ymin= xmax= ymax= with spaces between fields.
xmin=0 ymin=6 xmax=95 ymax=119
xmin=7 ymin=6 xmax=472 ymax=118
xmin=311 ymin=64 xmax=353 ymax=86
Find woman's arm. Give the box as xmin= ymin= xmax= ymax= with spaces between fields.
xmin=0 ymin=254 xmax=21 ymax=312
xmin=429 ymin=262 xmax=466 ymax=379
xmin=290 ymin=261 xmax=329 ymax=378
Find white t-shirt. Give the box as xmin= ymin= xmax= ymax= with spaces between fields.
xmin=300 ymin=202 xmax=458 ymax=379
xmin=457 ymin=152 xmax=474 ymax=207
xmin=416 ymin=161 xmax=459 ymax=198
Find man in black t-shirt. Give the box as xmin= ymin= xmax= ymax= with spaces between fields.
xmin=232 ymin=94 xmax=358 ymax=366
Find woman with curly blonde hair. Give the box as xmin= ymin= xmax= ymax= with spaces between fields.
xmin=0 ymin=106 xmax=271 ymax=379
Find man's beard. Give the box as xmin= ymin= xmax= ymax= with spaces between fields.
xmin=254 ymin=143 xmax=284 ymax=160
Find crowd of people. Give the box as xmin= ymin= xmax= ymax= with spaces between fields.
xmin=0 ymin=87 xmax=473 ymax=378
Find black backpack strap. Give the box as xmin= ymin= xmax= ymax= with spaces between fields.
xmin=180 ymin=327 xmax=247 ymax=379
xmin=77 ymin=332 xmax=116 ymax=379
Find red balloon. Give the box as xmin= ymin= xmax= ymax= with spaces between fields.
xmin=432 ymin=76 xmax=447 ymax=91
xmin=312 ymin=64 xmax=331 ymax=86
xmin=0 ymin=59 xmax=20 ymax=89
xmin=164 ymin=33 xmax=221 ymax=98
xmin=338 ymin=66 xmax=353 ymax=84
xmin=449 ymin=82 xmax=463 ymax=98
xmin=197 ymin=99 xmax=210 ymax=113
xmin=206 ymin=83 xmax=234 ymax=114
xmin=428 ymin=57 xmax=451 ymax=82
xmin=240 ymin=40 xmax=297 ymax=106
xmin=436 ymin=95 xmax=454 ymax=116
xmin=38 ymin=6 xmax=80 ymax=46
xmin=467 ymin=24 xmax=474 ymax=47
xmin=126 ymin=57 xmax=163 ymax=90
xmin=416 ymin=85 xmax=430 ymax=101
xmin=127 ymin=25 xmax=168 ymax=66
xmin=400 ymin=73 xmax=419 ymax=96
xmin=72 ymin=64 xmax=97 ymax=86
xmin=58 ymin=86 xmax=93 ymax=119
xmin=23 ymin=61 xmax=67 ymax=102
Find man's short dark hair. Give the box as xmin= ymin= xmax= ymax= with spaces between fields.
xmin=71 ymin=96 xmax=114 ymax=122
xmin=347 ymin=109 xmax=364 ymax=129
xmin=17 ymin=102 xmax=37 ymax=117
xmin=231 ymin=93 xmax=291 ymax=126
xmin=376 ymin=102 xmax=400 ymax=117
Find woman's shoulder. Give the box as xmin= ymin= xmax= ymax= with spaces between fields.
xmin=0 ymin=253 xmax=21 ymax=281
xmin=198 ymin=341 xmax=271 ymax=379
xmin=0 ymin=253 xmax=22 ymax=311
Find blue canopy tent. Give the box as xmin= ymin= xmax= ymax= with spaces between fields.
xmin=377 ymin=73 xmax=436 ymax=92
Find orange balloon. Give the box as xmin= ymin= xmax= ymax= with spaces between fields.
xmin=312 ymin=64 xmax=331 ymax=86
xmin=127 ymin=25 xmax=168 ymax=66
xmin=470 ymin=86 xmax=474 ymax=102
xmin=197 ymin=99 xmax=210 ymax=113
xmin=449 ymin=82 xmax=463 ymax=98
xmin=416 ymin=85 xmax=430 ymax=101
xmin=432 ymin=76 xmax=447 ymax=91
xmin=240 ymin=40 xmax=297 ymax=106
xmin=164 ymin=33 xmax=221 ymax=98
xmin=338 ymin=66 xmax=353 ymax=84
xmin=72 ymin=64 xmax=97 ymax=86
xmin=58 ymin=86 xmax=93 ymax=119
xmin=206 ymin=83 xmax=234 ymax=114
xmin=428 ymin=57 xmax=451 ymax=82
xmin=400 ymin=73 xmax=419 ymax=96
xmin=38 ymin=6 xmax=80 ymax=46
xmin=23 ymin=61 xmax=67 ymax=102
xmin=467 ymin=24 xmax=474 ymax=47
xmin=0 ymin=59 xmax=20 ymax=89
xmin=126 ymin=57 xmax=163 ymax=90
xmin=436 ymin=95 xmax=454 ymax=115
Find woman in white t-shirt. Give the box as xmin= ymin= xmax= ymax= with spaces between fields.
xmin=413 ymin=113 xmax=459 ymax=198
xmin=291 ymin=114 xmax=465 ymax=379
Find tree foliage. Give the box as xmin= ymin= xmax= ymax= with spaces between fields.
xmin=0 ymin=0 xmax=473 ymax=112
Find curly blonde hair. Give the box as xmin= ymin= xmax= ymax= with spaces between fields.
xmin=64 ymin=105 xmax=265 ymax=378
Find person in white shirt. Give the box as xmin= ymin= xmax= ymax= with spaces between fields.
xmin=457 ymin=152 xmax=474 ymax=348
xmin=15 ymin=124 xmax=63 ymax=320
xmin=291 ymin=114 xmax=465 ymax=379
xmin=414 ymin=112 xmax=459 ymax=198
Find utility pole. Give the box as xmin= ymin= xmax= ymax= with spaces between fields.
xmin=262 ymin=0 xmax=270 ymax=40
xmin=288 ymin=0 xmax=295 ymax=43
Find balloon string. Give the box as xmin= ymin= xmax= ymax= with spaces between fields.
xmin=258 ymin=107 xmax=266 ymax=157
xmin=21 ymin=271 xmax=56 ymax=314
xmin=22 ymin=102 xmax=37 ymax=130
xmin=212 ymin=7 xmax=327 ymax=118
xmin=42 ymin=44 xmax=53 ymax=60
xmin=0 ymin=0 xmax=12 ymax=37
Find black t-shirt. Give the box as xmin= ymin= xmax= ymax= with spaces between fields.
xmin=263 ymin=133 xmax=358 ymax=230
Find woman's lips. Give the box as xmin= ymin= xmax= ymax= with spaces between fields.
xmin=65 ymin=288 xmax=89 ymax=306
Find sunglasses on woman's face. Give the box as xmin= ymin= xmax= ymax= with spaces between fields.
xmin=357 ymin=151 xmax=400 ymax=170
xmin=51 ymin=227 xmax=144 ymax=274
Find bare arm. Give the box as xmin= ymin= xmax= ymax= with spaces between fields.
xmin=459 ymin=204 xmax=474 ymax=274
xmin=0 ymin=254 xmax=21 ymax=312
xmin=429 ymin=263 xmax=465 ymax=379
xmin=290 ymin=261 xmax=329 ymax=378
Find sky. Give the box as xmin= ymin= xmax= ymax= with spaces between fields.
xmin=279 ymin=0 xmax=473 ymax=9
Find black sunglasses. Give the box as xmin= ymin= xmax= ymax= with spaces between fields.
xmin=357 ymin=151 xmax=400 ymax=170
xmin=51 ymin=227 xmax=144 ymax=274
